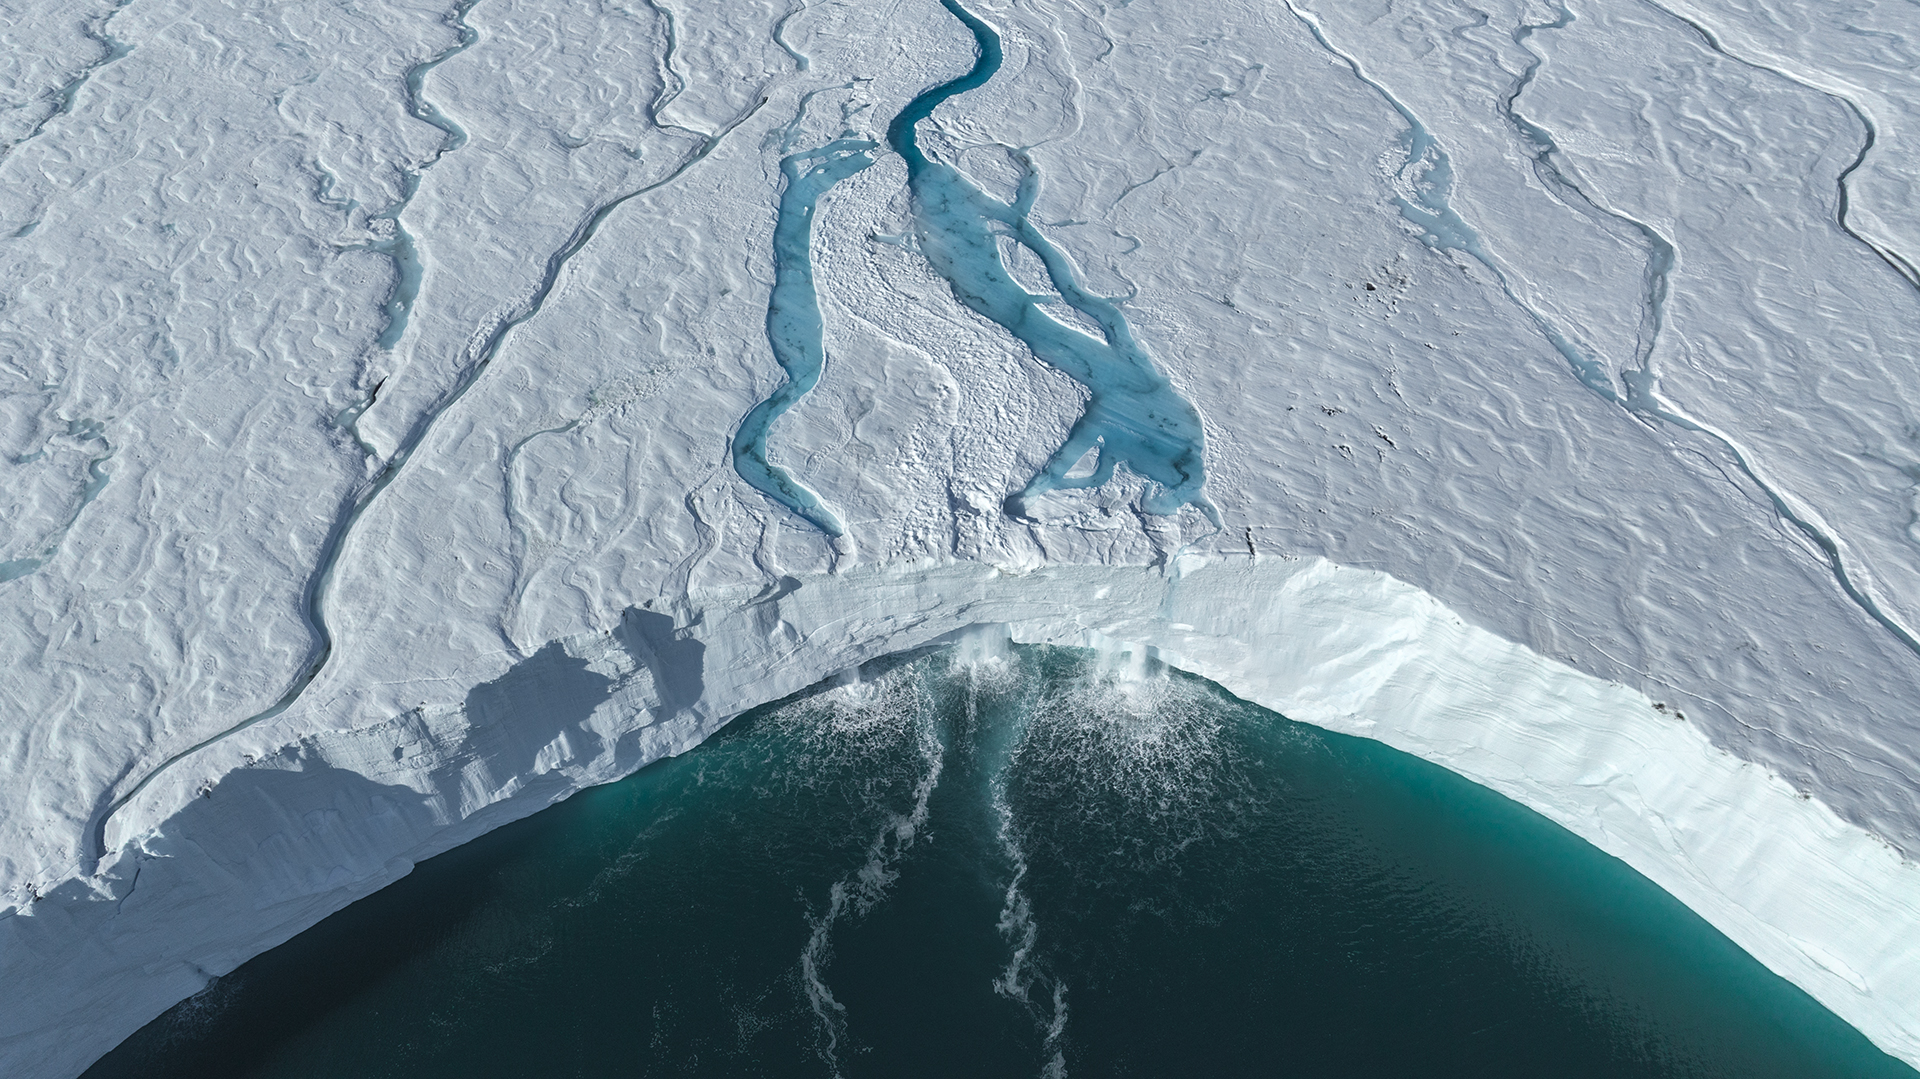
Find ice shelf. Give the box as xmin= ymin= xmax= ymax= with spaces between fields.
xmin=4 ymin=0 xmax=1919 ymax=1074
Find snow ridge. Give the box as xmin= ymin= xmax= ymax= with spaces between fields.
xmin=358 ymin=0 xmax=483 ymax=353
xmin=1642 ymin=0 xmax=1920 ymax=293
xmin=1291 ymin=0 xmax=1920 ymax=672
xmin=0 ymin=0 xmax=136 ymax=167
xmin=90 ymin=36 xmax=773 ymax=872
xmin=5 ymin=2 xmax=1920 ymax=1075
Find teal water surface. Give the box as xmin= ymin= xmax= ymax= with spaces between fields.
xmin=734 ymin=0 xmax=1217 ymax=534
xmin=730 ymin=135 xmax=879 ymax=538
xmin=89 ymin=644 xmax=1914 ymax=1078
xmin=887 ymin=0 xmax=1215 ymax=521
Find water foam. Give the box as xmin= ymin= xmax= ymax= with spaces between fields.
xmin=782 ymin=667 xmax=944 ymax=1076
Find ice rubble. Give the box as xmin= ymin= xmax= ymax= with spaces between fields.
xmin=2 ymin=0 xmax=1919 ymax=1074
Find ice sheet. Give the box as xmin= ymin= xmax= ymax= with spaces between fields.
xmin=4 ymin=0 xmax=1919 ymax=1074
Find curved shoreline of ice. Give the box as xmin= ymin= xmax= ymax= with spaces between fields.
xmin=4 ymin=554 xmax=1915 ymax=1077
xmin=7 ymin=0 xmax=1920 ymax=1074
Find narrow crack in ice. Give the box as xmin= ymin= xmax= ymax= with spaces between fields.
xmin=772 ymin=0 xmax=811 ymax=73
xmin=352 ymin=0 xmax=483 ymax=354
xmin=0 ymin=0 xmax=136 ymax=167
xmin=1290 ymin=0 xmax=1920 ymax=668
xmin=1499 ymin=1 xmax=1676 ymax=403
xmin=499 ymin=414 xmax=589 ymax=631
xmin=0 ymin=419 xmax=114 ymax=584
xmin=1642 ymin=0 xmax=1920 ymax=294
xmin=638 ymin=0 xmax=705 ymax=139
xmin=90 ymin=64 xmax=773 ymax=869
xmin=329 ymin=376 xmax=387 ymax=460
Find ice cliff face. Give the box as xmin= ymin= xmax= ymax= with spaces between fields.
xmin=2 ymin=0 xmax=1918 ymax=1074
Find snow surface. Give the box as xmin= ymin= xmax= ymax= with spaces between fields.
xmin=2 ymin=0 xmax=1918 ymax=1074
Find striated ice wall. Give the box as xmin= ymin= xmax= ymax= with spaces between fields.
xmin=3 ymin=0 xmax=1918 ymax=1074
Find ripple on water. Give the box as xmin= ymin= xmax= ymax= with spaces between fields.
xmin=86 ymin=645 xmax=1918 ymax=1079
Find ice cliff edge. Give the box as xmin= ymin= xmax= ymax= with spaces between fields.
xmin=9 ymin=559 xmax=1920 ymax=1077
xmin=4 ymin=0 xmax=1920 ymax=1073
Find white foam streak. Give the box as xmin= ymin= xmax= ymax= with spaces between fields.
xmin=40 ymin=560 xmax=1920 ymax=1074
xmin=792 ymin=668 xmax=944 ymax=1076
xmin=985 ymin=661 xmax=1072 ymax=1078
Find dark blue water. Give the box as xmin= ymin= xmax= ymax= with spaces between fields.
xmin=88 ymin=643 xmax=1913 ymax=1078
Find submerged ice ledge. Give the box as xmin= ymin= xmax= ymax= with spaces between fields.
xmin=4 ymin=554 xmax=1916 ymax=1077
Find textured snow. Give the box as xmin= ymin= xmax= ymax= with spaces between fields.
xmin=3 ymin=0 xmax=1919 ymax=1074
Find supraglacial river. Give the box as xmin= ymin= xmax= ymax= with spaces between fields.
xmin=89 ymin=645 xmax=1915 ymax=1078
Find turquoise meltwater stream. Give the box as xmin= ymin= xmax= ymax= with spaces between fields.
xmin=735 ymin=0 xmax=1218 ymax=534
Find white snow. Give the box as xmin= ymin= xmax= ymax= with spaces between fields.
xmin=3 ymin=0 xmax=1919 ymax=1074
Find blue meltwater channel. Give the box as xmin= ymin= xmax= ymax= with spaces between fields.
xmin=90 ymin=644 xmax=1916 ymax=1079
xmin=887 ymin=0 xmax=1214 ymax=521
xmin=734 ymin=0 xmax=1217 ymax=532
xmin=731 ymin=138 xmax=879 ymax=538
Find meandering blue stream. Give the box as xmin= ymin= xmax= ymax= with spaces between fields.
xmin=732 ymin=138 xmax=879 ymax=538
xmin=735 ymin=0 xmax=1217 ymax=533
xmin=87 ymin=645 xmax=1915 ymax=1078
xmin=888 ymin=0 xmax=1214 ymax=521
xmin=363 ymin=0 xmax=480 ymax=351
